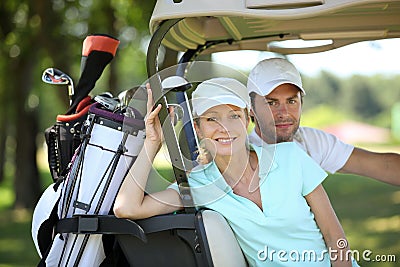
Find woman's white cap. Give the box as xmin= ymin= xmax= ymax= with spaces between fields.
xmin=192 ymin=77 xmax=250 ymax=116
xmin=247 ymin=58 xmax=305 ymax=96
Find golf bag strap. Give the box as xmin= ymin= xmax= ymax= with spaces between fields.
xmin=55 ymin=215 xmax=147 ymax=242
xmin=37 ymin=255 xmax=47 ymax=267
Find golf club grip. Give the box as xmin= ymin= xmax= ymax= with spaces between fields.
xmin=80 ymin=34 xmax=120 ymax=72
xmin=66 ymin=34 xmax=120 ymax=114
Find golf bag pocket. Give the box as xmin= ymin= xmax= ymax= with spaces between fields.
xmin=32 ymin=182 xmax=63 ymax=258
xmin=58 ymin=104 xmax=145 ymax=218
xmin=45 ymin=96 xmax=93 ymax=182
xmin=38 ymin=103 xmax=145 ymax=266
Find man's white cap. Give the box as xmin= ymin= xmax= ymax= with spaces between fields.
xmin=192 ymin=77 xmax=250 ymax=116
xmin=247 ymin=58 xmax=305 ymax=96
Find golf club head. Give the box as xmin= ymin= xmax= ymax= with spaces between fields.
xmin=42 ymin=68 xmax=75 ymax=105
xmin=94 ymin=95 xmax=120 ymax=111
xmin=118 ymin=86 xmax=147 ymax=117
xmin=118 ymin=86 xmax=140 ymax=107
xmin=42 ymin=68 xmax=72 ymax=86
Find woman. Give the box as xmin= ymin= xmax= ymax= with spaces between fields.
xmin=114 ymin=77 xmax=358 ymax=267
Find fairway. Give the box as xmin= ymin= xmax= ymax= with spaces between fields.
xmin=0 ymin=170 xmax=398 ymax=266
xmin=322 ymin=173 xmax=400 ymax=266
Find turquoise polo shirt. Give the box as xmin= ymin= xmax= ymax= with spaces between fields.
xmin=169 ymin=142 xmax=358 ymax=266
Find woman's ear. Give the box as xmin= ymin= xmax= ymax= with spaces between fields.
xmin=194 ymin=119 xmax=202 ymax=139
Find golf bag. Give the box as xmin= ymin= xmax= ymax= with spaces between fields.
xmin=32 ymin=34 xmax=147 ymax=266
xmin=42 ymin=104 xmax=145 ymax=266
xmin=44 ymin=33 xmax=120 ymax=182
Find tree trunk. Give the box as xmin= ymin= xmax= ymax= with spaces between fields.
xmin=12 ymin=55 xmax=41 ymax=209
xmin=0 ymin=115 xmax=7 ymax=183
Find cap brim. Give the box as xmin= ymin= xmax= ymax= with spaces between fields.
xmin=249 ymin=79 xmax=306 ymax=96
xmin=193 ymin=95 xmax=247 ymax=116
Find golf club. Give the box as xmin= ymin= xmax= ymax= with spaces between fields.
xmin=42 ymin=67 xmax=75 ymax=105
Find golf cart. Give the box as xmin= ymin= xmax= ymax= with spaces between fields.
xmin=114 ymin=1 xmax=400 ymax=266
xmin=34 ymin=0 xmax=400 ymax=266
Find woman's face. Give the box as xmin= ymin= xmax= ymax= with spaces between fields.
xmin=195 ymin=104 xmax=249 ymax=159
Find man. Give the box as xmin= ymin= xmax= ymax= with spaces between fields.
xmin=247 ymin=58 xmax=400 ymax=186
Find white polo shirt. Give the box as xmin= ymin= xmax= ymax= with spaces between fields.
xmin=249 ymin=126 xmax=354 ymax=174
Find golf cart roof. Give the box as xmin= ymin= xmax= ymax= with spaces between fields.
xmin=149 ymin=0 xmax=400 ymax=54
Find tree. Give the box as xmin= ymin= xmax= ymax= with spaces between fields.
xmin=302 ymin=71 xmax=342 ymax=111
xmin=0 ymin=1 xmax=43 ymax=207
xmin=343 ymin=75 xmax=383 ymax=119
xmin=0 ymin=0 xmax=160 ymax=209
xmin=0 ymin=0 xmax=82 ymax=208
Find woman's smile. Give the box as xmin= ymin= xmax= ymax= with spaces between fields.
xmin=215 ymin=137 xmax=236 ymax=144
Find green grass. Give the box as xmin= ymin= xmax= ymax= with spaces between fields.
xmin=323 ymin=174 xmax=400 ymax=267
xmin=0 ymin=169 xmax=398 ymax=266
xmin=0 ymin=209 xmax=40 ymax=267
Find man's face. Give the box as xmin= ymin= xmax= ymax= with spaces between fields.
xmin=252 ymin=83 xmax=302 ymax=144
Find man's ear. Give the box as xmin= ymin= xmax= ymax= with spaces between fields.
xmin=250 ymin=108 xmax=255 ymax=117
xmin=246 ymin=115 xmax=250 ymax=130
xmin=249 ymin=108 xmax=256 ymax=124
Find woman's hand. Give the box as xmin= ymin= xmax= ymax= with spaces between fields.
xmin=114 ymin=83 xmax=183 ymax=220
xmin=144 ymin=83 xmax=163 ymax=147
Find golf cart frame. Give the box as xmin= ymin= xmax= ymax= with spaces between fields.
xmin=53 ymin=1 xmax=400 ymax=266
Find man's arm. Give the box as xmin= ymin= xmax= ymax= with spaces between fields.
xmin=339 ymin=147 xmax=400 ymax=186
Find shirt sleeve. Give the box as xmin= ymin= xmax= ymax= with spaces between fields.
xmin=295 ymin=127 xmax=354 ymax=174
xmin=296 ymin=145 xmax=329 ymax=196
xmin=167 ymin=182 xmax=179 ymax=192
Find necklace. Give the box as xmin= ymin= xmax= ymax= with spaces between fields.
xmin=226 ymin=152 xmax=258 ymax=189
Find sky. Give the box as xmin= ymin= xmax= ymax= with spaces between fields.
xmin=212 ymin=38 xmax=400 ymax=77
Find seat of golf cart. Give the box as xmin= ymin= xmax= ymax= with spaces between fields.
xmin=114 ymin=209 xmax=247 ymax=267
